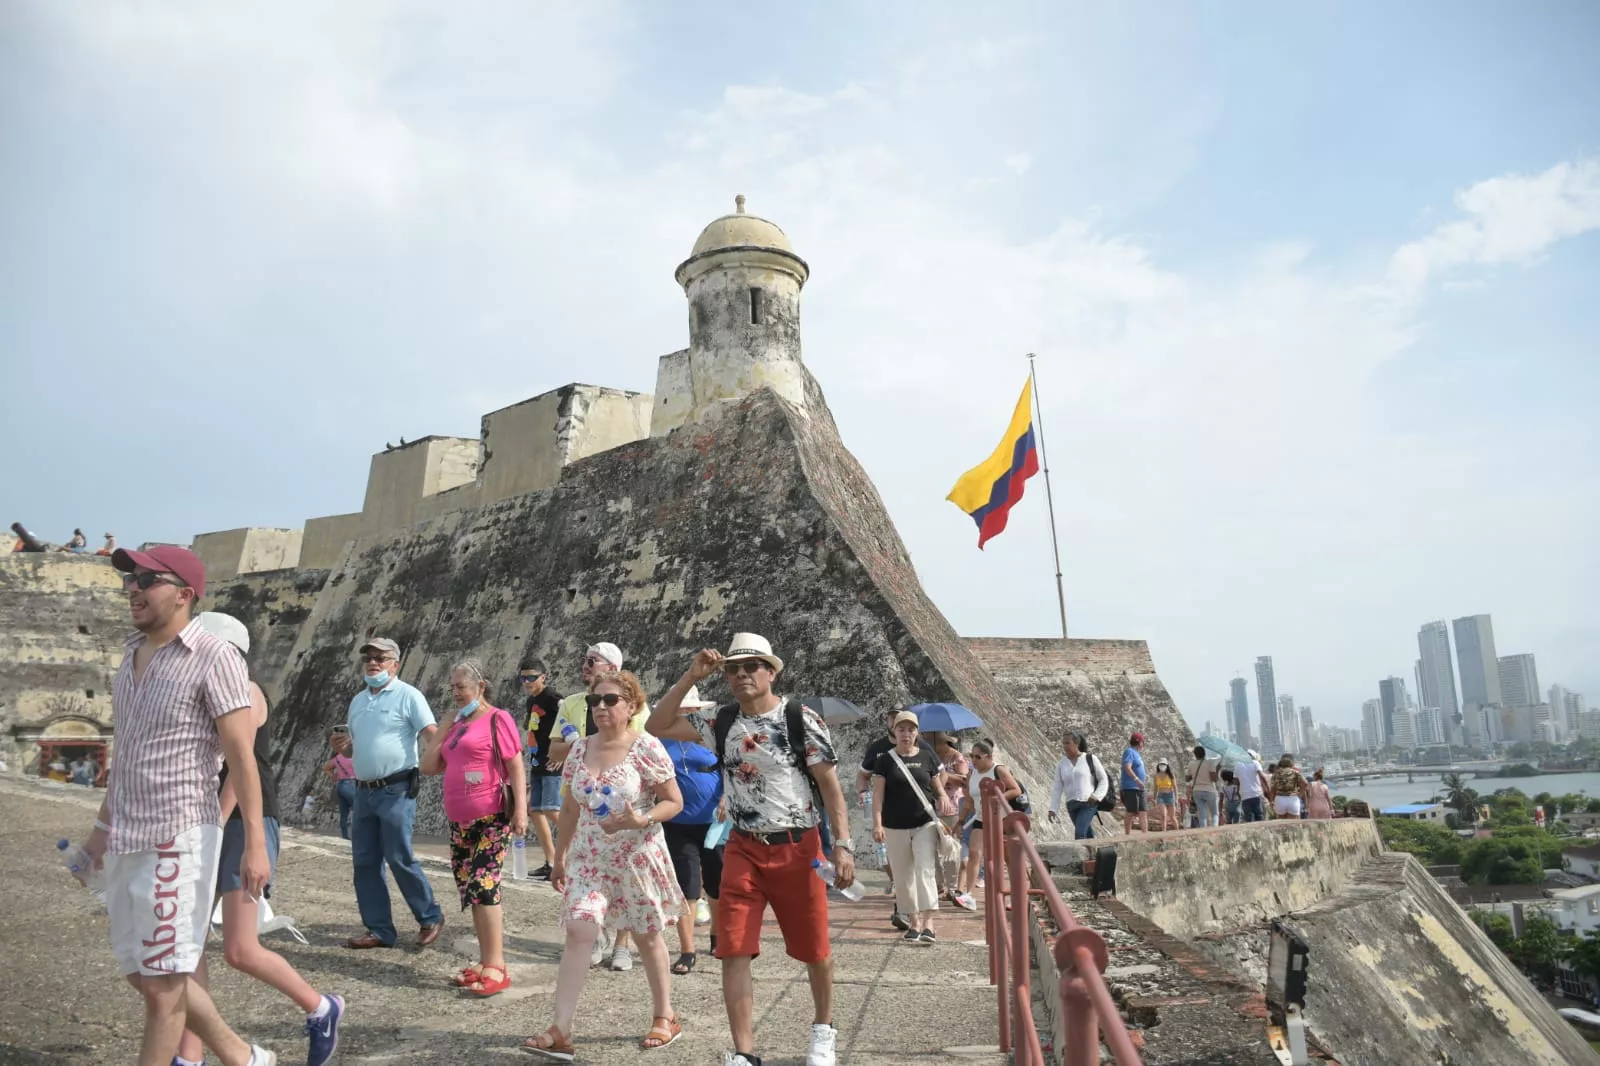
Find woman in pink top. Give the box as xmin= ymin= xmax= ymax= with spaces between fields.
xmin=421 ymin=658 xmax=528 ymax=997
xmin=322 ymin=746 xmax=358 ymax=839
xmin=1306 ymin=768 xmax=1335 ymax=820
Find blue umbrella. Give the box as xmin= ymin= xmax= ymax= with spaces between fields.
xmin=908 ymin=702 xmax=983 ymax=732
xmin=1197 ymin=734 xmax=1252 ymax=771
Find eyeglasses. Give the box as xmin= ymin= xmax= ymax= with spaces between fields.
xmin=360 ymin=653 xmax=394 ymax=664
xmin=121 ymin=571 xmax=184 ymax=591
xmin=519 ymin=673 xmax=543 ymax=683
xmin=722 ymin=660 xmax=767 ymax=676
xmin=585 ymin=693 xmax=629 ymax=709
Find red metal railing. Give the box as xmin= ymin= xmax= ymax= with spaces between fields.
xmin=981 ymin=778 xmax=1144 ymax=1066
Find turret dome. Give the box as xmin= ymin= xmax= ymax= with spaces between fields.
xmin=675 ymin=195 xmax=809 ymax=289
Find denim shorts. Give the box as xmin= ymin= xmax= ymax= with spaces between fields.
xmin=531 ymin=775 xmax=563 ymax=812
xmin=217 ymin=816 xmax=280 ymax=896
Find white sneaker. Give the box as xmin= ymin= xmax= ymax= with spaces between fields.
xmin=590 ymin=927 xmax=613 ymax=967
xmin=696 ymin=898 xmax=711 ymax=925
xmin=723 ymin=1055 xmax=758 ymax=1066
xmin=609 ymin=945 xmax=634 ymax=971
xmin=807 ymin=1023 xmax=837 ymax=1066
xmin=248 ymin=1049 xmax=276 ymax=1066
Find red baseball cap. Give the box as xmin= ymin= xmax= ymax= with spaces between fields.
xmin=1130 ymin=732 xmax=1146 ymax=745
xmin=112 ymin=545 xmax=207 ymax=599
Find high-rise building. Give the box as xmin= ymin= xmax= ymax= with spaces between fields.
xmin=1378 ymin=676 xmax=1410 ymax=747
xmin=1453 ymin=614 xmax=1502 ymax=709
xmin=1417 ymin=620 xmax=1462 ymax=743
xmin=1299 ymin=706 xmax=1315 ymax=751
xmin=1415 ymin=706 xmax=1443 ymax=747
xmin=1275 ymin=694 xmax=1297 ymax=752
xmin=1361 ymin=699 xmax=1382 ymax=752
xmin=1255 ymin=657 xmax=1281 ymax=755
xmin=1392 ymin=708 xmax=1418 ymax=750
xmin=1229 ymin=677 xmax=1252 ymax=748
xmin=1550 ymin=685 xmax=1585 ymax=733
xmin=1498 ymin=654 xmax=1540 ymax=708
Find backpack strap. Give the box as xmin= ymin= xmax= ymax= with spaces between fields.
xmin=712 ymin=703 xmax=740 ymax=767
xmin=783 ymin=698 xmax=807 ymax=771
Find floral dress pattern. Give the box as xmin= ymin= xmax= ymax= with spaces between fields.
xmin=559 ymin=732 xmax=684 ymax=933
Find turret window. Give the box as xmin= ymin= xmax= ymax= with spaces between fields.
xmin=749 ymin=287 xmax=763 ymax=325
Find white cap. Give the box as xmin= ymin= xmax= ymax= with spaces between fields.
xmin=586 ymin=642 xmax=624 ymax=668
xmin=723 ymin=632 xmax=784 ymax=673
xmin=197 ymin=611 xmax=250 ymax=654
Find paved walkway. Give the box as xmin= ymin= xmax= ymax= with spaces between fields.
xmin=0 ymin=778 xmax=1002 ymax=1065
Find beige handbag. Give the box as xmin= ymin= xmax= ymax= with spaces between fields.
xmin=889 ymin=750 xmax=965 ymax=877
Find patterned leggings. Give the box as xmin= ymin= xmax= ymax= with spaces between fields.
xmin=449 ymin=812 xmax=511 ymax=910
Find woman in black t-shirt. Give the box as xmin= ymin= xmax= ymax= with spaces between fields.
xmin=870 ymin=710 xmax=954 ymax=944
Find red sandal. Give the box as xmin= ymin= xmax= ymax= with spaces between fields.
xmin=465 ymin=965 xmax=511 ymax=997
xmin=452 ymin=964 xmax=484 ymax=987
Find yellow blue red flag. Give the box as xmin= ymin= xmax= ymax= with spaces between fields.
xmin=946 ymin=378 xmax=1040 ymax=548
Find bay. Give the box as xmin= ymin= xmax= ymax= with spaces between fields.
xmin=1335 ymin=771 xmax=1600 ymax=812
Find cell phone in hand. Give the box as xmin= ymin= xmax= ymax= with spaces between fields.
xmin=332 ymin=725 xmax=350 ymax=735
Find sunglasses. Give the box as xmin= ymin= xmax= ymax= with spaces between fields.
xmin=361 ymin=653 xmax=394 ymax=664
xmin=585 ymin=693 xmax=629 ymax=709
xmin=121 ymin=571 xmax=185 ymax=591
xmin=722 ymin=660 xmax=767 ymax=676
xmin=519 ymin=673 xmax=543 ymax=683
xmin=583 ymin=655 xmax=609 ymax=666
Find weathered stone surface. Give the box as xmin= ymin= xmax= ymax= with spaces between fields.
xmin=0 ymin=554 xmax=126 ymax=767
xmin=967 ymin=637 xmax=1195 ymax=767
xmin=207 ymin=380 xmax=1068 ymax=837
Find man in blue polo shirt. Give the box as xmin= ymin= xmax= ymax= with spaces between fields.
xmin=336 ymin=637 xmax=445 ymax=949
xmin=1120 ymin=732 xmax=1149 ymax=834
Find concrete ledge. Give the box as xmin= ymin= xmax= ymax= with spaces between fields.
xmin=1108 ymin=820 xmax=1384 ymax=937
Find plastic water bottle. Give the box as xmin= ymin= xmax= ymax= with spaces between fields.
xmin=561 ymin=724 xmax=579 ymax=742
xmin=511 ymin=837 xmax=529 ymax=880
xmin=301 ymin=795 xmax=315 ymax=817
xmin=584 ymin=783 xmax=613 ymax=819
xmin=58 ymin=839 xmax=106 ymax=902
xmin=875 ymin=840 xmax=890 ymax=869
xmin=812 ymin=858 xmax=865 ymax=901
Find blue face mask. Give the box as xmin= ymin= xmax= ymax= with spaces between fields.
xmin=363 ymin=670 xmax=391 ymax=689
xmin=458 ymin=699 xmax=480 ymax=716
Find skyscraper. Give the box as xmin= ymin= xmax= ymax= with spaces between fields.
xmin=1498 ymin=654 xmax=1539 ymax=708
xmin=1361 ymin=699 xmax=1382 ymax=752
xmin=1453 ymin=614 xmax=1502 ymax=709
xmin=1378 ymin=676 xmax=1410 ymax=747
xmin=1278 ymin=694 xmax=1299 ymax=752
xmin=1299 ymin=706 xmax=1315 ymax=750
xmin=1229 ymin=677 xmax=1252 ymax=748
xmin=1417 ymin=620 xmax=1460 ymax=740
xmin=1255 ymin=657 xmax=1281 ymax=755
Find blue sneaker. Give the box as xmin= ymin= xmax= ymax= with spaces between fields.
xmin=305 ymin=995 xmax=344 ymax=1066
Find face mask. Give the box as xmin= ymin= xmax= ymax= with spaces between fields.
xmin=458 ymin=699 xmax=480 ymax=716
xmin=363 ymin=670 xmax=391 ymax=689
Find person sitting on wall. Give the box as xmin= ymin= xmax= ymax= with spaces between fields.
xmin=58 ymin=528 xmax=89 ymax=553
xmin=97 ymin=532 xmax=117 ymax=556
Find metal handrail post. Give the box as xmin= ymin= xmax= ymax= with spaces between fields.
xmin=1008 ymin=811 xmax=1033 ymax=1057
xmin=1060 ymin=974 xmax=1099 ymax=1066
xmin=983 ymin=780 xmax=1011 ymax=1052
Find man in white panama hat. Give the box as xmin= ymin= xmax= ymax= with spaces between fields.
xmin=649 ymin=632 xmax=855 ymax=1066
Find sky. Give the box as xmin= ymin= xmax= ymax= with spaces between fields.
xmin=3 ymin=1 xmax=1597 ymax=735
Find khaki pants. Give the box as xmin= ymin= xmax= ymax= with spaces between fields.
xmin=886 ymin=822 xmax=941 ymax=916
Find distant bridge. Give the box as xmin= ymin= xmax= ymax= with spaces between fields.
xmin=1321 ymin=763 xmax=1503 ymax=787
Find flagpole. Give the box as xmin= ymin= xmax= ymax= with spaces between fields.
xmin=1028 ymin=353 xmax=1069 ymax=639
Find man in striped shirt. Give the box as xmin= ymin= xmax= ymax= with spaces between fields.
xmin=76 ymin=545 xmax=277 ymax=1066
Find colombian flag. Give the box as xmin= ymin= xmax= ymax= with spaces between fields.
xmin=946 ymin=379 xmax=1040 ymax=548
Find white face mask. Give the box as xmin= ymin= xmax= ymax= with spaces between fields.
xmin=363 ymin=670 xmax=392 ymax=689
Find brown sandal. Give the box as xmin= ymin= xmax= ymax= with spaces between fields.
xmin=520 ymin=1024 xmax=574 ymax=1061
xmin=642 ymin=1015 xmax=682 ymax=1050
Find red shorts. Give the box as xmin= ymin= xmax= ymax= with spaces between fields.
xmin=715 ymin=827 xmax=831 ymax=963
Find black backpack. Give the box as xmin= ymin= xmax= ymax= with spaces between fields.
xmin=712 ymin=699 xmax=833 ymax=851
xmin=1090 ymin=755 xmax=1117 ymax=813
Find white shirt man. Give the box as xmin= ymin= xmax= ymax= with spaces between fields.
xmin=1046 ymin=735 xmax=1109 ymax=840
xmin=1236 ymin=751 xmax=1270 ymax=823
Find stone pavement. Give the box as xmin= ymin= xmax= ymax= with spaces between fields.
xmin=0 ymin=778 xmax=1003 ymax=1065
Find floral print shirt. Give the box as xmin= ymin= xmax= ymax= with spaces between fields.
xmin=687 ymin=699 xmax=835 ymax=833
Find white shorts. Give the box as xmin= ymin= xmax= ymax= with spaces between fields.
xmin=105 ymin=823 xmax=222 ymax=977
xmin=1274 ymin=796 xmax=1303 ymax=819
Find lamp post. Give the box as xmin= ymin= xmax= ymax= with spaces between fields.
xmin=1267 ymin=921 xmax=1310 ymax=1065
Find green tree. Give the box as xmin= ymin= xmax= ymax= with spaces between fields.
xmin=1331 ymin=794 xmax=1350 ymax=813
xmin=1377 ymin=818 xmax=1464 ymax=866
xmin=1569 ymin=929 xmax=1600 ymax=984
xmin=1513 ymin=914 xmax=1568 ymax=979
xmin=1460 ymin=827 xmax=1563 ymax=884
xmin=1586 ymin=798 xmax=1600 ymax=815
xmin=1442 ymin=772 xmax=1480 ymax=825
xmin=1471 ymin=909 xmax=1516 ymax=952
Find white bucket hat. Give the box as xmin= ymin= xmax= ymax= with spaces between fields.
xmin=723 ymin=632 xmax=783 ymax=673
xmin=198 ymin=611 xmax=250 ymax=654
xmin=586 ymin=642 xmax=624 ymax=669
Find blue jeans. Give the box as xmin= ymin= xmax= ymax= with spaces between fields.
xmin=1068 ymin=802 xmax=1098 ymax=840
xmin=1241 ymin=796 xmax=1266 ymax=823
xmin=336 ymin=778 xmax=358 ymax=839
xmin=351 ymin=780 xmax=442 ymax=944
xmin=1192 ymin=790 xmax=1219 ymax=828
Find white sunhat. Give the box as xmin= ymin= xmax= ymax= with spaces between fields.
xmin=681 ymin=685 xmax=718 ymax=710
xmin=723 ymin=632 xmax=784 ymax=673
xmin=197 ymin=611 xmax=250 ymax=654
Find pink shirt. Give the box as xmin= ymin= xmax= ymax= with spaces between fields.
xmin=330 ymin=754 xmax=356 ymax=781
xmin=438 ymin=705 xmax=522 ymax=824
xmin=109 ymin=620 xmax=252 ymax=854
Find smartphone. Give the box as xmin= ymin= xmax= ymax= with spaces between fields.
xmin=332 ymin=725 xmax=350 ymax=735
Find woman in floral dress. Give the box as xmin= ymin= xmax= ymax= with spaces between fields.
xmin=522 ymin=669 xmax=685 ymax=1061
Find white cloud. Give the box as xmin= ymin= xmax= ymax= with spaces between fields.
xmin=1388 ymin=158 xmax=1600 ymax=294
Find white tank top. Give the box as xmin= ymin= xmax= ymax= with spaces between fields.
xmin=968 ymin=764 xmax=996 ymax=798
